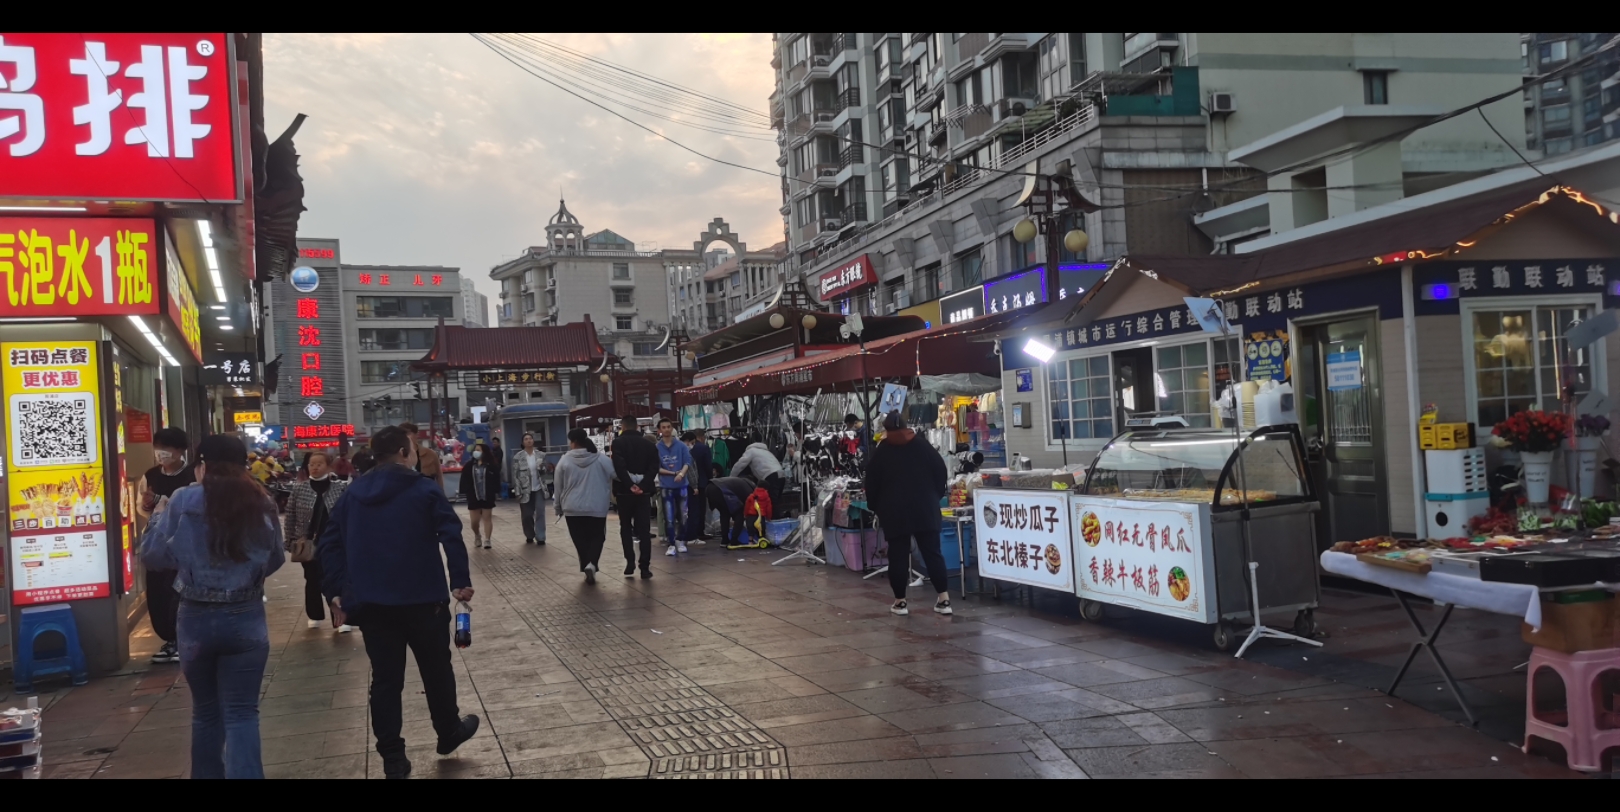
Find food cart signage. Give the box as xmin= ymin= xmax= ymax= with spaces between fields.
xmin=1072 ymin=495 xmax=1216 ymax=624
xmin=0 ymin=33 xmax=240 ymax=202
xmin=0 ymin=217 xmax=161 ymax=318
xmin=818 ymin=254 xmax=874 ymax=299
xmin=973 ymin=489 xmax=1075 ymax=592
xmin=477 ymin=369 xmax=558 ymax=386
xmin=3 ymin=340 xmax=111 ymax=605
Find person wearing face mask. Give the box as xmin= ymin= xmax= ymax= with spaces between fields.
xmin=458 ymin=441 xmax=500 ymax=548
xmin=283 ymin=450 xmax=351 ymax=631
xmin=138 ymin=427 xmax=195 ymax=664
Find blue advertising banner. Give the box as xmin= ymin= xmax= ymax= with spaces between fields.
xmin=1413 ymin=258 xmax=1618 ymax=316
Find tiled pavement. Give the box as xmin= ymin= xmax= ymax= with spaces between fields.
xmin=8 ymin=503 xmax=1597 ymax=778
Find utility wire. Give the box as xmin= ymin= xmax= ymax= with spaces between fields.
xmin=503 ymin=33 xmax=773 ymax=122
xmin=493 ymin=34 xmax=774 ymax=131
xmin=471 ymin=33 xmax=781 ymax=178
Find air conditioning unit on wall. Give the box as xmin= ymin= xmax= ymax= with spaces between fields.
xmin=1210 ymin=92 xmax=1236 ymax=114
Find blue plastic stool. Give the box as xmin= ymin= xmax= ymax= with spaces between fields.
xmin=14 ymin=604 xmax=90 ymax=694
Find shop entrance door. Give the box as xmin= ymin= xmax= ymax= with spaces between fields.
xmin=1296 ymin=315 xmax=1387 ymax=547
xmin=1111 ymin=347 xmax=1155 ymax=433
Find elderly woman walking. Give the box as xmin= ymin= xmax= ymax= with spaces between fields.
xmin=512 ymin=432 xmax=548 ymax=545
xmin=284 ymin=450 xmax=350 ymax=631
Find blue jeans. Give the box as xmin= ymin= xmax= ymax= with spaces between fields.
xmin=178 ymin=600 xmax=270 ymax=779
xmin=660 ymin=486 xmax=687 ymax=544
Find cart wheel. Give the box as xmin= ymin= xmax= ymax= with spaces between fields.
xmin=1079 ymin=599 xmax=1105 ymax=621
xmin=1292 ymin=609 xmax=1319 ymax=639
xmin=1211 ymin=621 xmax=1235 ymax=653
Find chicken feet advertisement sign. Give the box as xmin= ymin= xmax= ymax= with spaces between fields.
xmin=1072 ymin=496 xmax=1216 ymax=624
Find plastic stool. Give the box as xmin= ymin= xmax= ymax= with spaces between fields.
xmin=1523 ymin=646 xmax=1620 ymax=772
xmin=13 ymin=604 xmax=89 ymax=694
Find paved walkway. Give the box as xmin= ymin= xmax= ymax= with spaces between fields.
xmin=15 ymin=502 xmax=1591 ymax=779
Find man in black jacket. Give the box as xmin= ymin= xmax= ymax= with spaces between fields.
xmin=864 ymin=410 xmax=951 ymax=616
xmin=611 ymin=415 xmax=660 ymax=579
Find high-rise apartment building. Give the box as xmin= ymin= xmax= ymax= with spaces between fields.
xmin=459 ymin=276 xmax=489 ymax=328
xmin=1522 ymin=33 xmax=1619 ymax=156
xmin=771 ymin=33 xmax=1529 ymax=316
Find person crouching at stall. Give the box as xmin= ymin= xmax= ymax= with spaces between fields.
xmin=459 ymin=442 xmax=500 ymax=548
xmin=705 ymin=476 xmax=755 ymax=548
xmin=554 ymin=429 xmax=617 ymax=582
xmin=865 ymin=410 xmax=951 ymax=616
xmin=729 ymin=434 xmax=784 ymax=519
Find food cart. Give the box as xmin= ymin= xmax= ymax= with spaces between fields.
xmin=1073 ymin=425 xmax=1322 ymax=650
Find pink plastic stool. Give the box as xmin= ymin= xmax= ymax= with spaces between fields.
xmin=1523 ymin=646 xmax=1620 ymax=772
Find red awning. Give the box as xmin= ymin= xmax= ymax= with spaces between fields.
xmin=675 ymin=310 xmax=1018 ymax=404
xmin=415 ymin=320 xmax=607 ymax=371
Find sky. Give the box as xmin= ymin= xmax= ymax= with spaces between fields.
xmin=262 ymin=33 xmax=782 ymax=317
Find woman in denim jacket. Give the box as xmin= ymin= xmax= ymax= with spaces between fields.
xmin=140 ymin=434 xmax=284 ymax=780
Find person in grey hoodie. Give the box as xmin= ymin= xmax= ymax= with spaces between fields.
xmin=729 ymin=436 xmax=785 ymax=519
xmin=554 ymin=428 xmax=617 ymax=583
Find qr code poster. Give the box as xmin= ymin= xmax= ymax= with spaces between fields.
xmin=8 ymin=393 xmax=100 ymax=468
xmin=2 ymin=341 xmax=103 ymax=471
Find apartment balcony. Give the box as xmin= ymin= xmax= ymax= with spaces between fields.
xmin=1123 ymin=33 xmax=1180 ymax=74
xmin=809 ymin=109 xmax=838 ymax=135
xmin=837 ymin=86 xmax=861 ymax=110
xmin=837 ymin=144 xmax=864 ymax=169
xmin=807 ymin=54 xmax=832 ymax=81
xmin=982 ymin=33 xmax=1032 ymax=63
xmin=957 ymin=32 xmax=991 ymax=61
xmin=840 ymin=203 xmax=868 ymax=226
xmin=812 ymin=162 xmax=839 ymax=188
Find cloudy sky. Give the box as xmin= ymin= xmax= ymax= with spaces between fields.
xmin=263 ymin=33 xmax=781 ymax=317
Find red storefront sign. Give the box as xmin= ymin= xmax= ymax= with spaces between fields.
xmin=292 ymin=424 xmax=354 ymax=439
xmin=0 ymin=33 xmax=239 ymax=202
xmin=355 ymin=272 xmax=443 ymax=286
xmin=0 ymin=216 xmax=160 ymax=317
xmin=818 ymin=254 xmax=874 ymax=300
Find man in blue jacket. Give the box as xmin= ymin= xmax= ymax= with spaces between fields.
xmin=654 ymin=418 xmax=694 ymax=557
xmin=320 ymin=425 xmax=478 ymax=779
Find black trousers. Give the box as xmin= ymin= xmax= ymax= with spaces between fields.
xmin=885 ymin=527 xmax=951 ymax=600
xmin=358 ymin=602 xmax=461 ymax=757
xmin=618 ymin=493 xmax=652 ymax=569
xmin=763 ymin=473 xmax=785 ymax=519
xmin=300 ymin=560 xmax=326 ymax=621
xmin=147 ymin=568 xmax=179 ymax=643
xmin=565 ymin=515 xmax=607 ymax=572
xmin=705 ymin=483 xmax=744 ymax=546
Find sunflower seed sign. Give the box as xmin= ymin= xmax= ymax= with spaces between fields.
xmin=1071 ymin=495 xmax=1216 ymax=623
xmin=972 ymin=489 xmax=1073 ymax=592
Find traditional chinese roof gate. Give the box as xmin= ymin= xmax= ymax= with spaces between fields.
xmin=413 ymin=318 xmax=610 ymax=439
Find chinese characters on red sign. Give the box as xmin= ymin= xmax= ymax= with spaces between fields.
xmin=292 ymin=424 xmax=354 ymax=439
xmin=818 ymin=254 xmax=874 ymax=299
xmin=298 ymin=248 xmax=335 ymax=259
xmin=0 ymin=34 xmax=239 ymax=202
xmin=0 ymin=218 xmax=159 ymax=317
xmin=295 ymin=294 xmax=323 ymax=398
xmin=355 ymin=272 xmax=443 ymax=286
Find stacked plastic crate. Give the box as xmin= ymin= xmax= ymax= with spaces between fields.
xmin=0 ymin=698 xmax=41 ymax=779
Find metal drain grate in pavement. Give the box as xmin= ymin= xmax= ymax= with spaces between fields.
xmin=477 ymin=561 xmax=786 ymax=778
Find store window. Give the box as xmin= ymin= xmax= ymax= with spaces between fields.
xmin=1049 ymin=355 xmax=1112 ymax=440
xmin=1155 ymin=342 xmax=1212 ymax=427
xmin=1466 ymin=300 xmax=1600 ymax=428
xmin=358 ymin=328 xmax=435 ymax=351
xmin=356 ymin=296 xmax=454 ymax=319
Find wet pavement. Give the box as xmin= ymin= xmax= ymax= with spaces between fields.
xmin=9 ymin=502 xmax=1599 ymax=778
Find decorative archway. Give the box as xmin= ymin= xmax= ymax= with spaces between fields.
xmin=692 ymin=217 xmax=747 ymax=258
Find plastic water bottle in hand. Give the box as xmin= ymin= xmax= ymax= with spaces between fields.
xmin=454 ymin=600 xmax=472 ymax=649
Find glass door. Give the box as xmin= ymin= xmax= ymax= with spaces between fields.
xmin=1301 ymin=315 xmax=1387 ymax=546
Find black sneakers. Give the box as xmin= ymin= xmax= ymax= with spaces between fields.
xmin=382 ymin=753 xmax=411 ymax=779
xmin=150 ymin=641 xmax=179 ymax=664
xmin=436 ymin=714 xmax=480 ymax=755
xmin=624 ymin=562 xmax=636 ymax=577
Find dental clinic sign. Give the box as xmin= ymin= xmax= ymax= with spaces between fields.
xmin=0 ymin=33 xmax=240 ymax=202
xmin=818 ymin=254 xmax=875 ymax=300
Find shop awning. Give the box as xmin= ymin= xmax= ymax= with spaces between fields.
xmin=675 ymin=310 xmax=1021 ymax=404
xmin=414 ymin=319 xmax=608 ymax=372
xmin=1123 ymin=178 xmax=1572 ymax=296
xmin=569 ymin=401 xmax=673 ymax=428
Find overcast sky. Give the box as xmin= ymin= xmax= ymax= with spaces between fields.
xmin=263 ymin=33 xmax=781 ymax=315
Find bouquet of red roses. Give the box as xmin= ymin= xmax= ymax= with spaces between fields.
xmin=1491 ymin=410 xmax=1571 ymax=453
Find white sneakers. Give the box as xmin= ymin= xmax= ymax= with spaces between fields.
xmin=307 ymin=619 xmax=320 ymax=629
xmin=666 ymin=545 xmax=678 ymax=556
xmin=338 ymin=625 xmax=354 ymax=633
xmin=934 ymin=600 xmax=953 ymax=615
xmin=666 ymin=542 xmax=689 ymax=557
xmin=890 ymin=600 xmax=909 ymax=616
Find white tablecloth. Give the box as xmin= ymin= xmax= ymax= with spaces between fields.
xmin=1320 ymin=551 xmax=1620 ymax=631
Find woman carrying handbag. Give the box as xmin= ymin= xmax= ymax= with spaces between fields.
xmin=284 ymin=450 xmax=350 ymax=631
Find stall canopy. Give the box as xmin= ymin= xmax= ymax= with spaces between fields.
xmin=676 ymin=310 xmax=1022 ymax=403
xmin=570 ymin=401 xmax=673 ymax=428
xmin=414 ymin=319 xmax=609 ymax=372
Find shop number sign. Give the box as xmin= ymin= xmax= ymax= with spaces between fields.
xmin=1072 ymin=496 xmax=1216 ymax=624
xmin=972 ymin=490 xmax=1074 ymax=592
xmin=3 ymin=340 xmax=111 ymax=606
